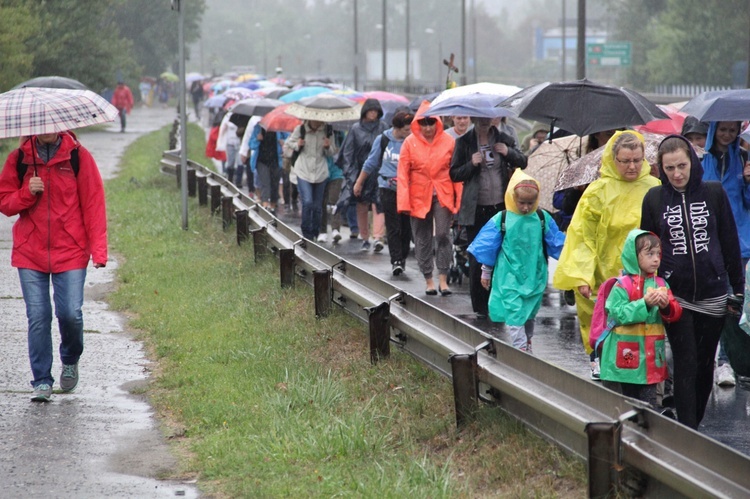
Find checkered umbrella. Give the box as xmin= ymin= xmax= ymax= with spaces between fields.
xmin=0 ymin=87 xmax=119 ymax=139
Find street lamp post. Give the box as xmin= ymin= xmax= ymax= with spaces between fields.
xmin=382 ymin=0 xmax=387 ymax=89
xmin=171 ymin=0 xmax=188 ymax=230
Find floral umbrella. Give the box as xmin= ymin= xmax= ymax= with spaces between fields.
xmin=525 ymin=134 xmax=589 ymax=212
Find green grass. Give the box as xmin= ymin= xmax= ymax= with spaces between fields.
xmin=105 ymin=123 xmax=586 ymax=498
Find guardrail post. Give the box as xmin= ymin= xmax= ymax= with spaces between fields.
xmin=450 ymin=353 xmax=478 ymax=428
xmin=313 ymin=269 xmax=332 ymax=318
xmin=251 ymin=228 xmax=266 ymax=262
xmin=210 ymin=185 xmax=221 ymax=214
xmin=221 ymin=196 xmax=233 ymax=230
xmin=585 ymin=422 xmax=620 ymax=498
xmin=197 ymin=176 xmax=208 ymax=206
xmin=366 ymin=302 xmax=390 ymax=363
xmin=236 ymin=210 xmax=249 ymax=245
xmin=187 ymin=168 xmax=196 ymax=197
xmin=279 ymin=248 xmax=295 ymax=288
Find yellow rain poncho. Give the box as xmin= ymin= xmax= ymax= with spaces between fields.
xmin=552 ymin=130 xmax=660 ymax=353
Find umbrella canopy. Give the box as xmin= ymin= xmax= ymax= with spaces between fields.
xmin=679 ymin=89 xmax=750 ymax=121
xmin=222 ymin=87 xmax=255 ymax=101
xmin=525 ymin=134 xmax=589 ymax=212
xmin=185 ymin=72 xmax=205 ymax=84
xmin=555 ymin=132 xmax=704 ymax=191
xmin=228 ymin=97 xmax=284 ymax=118
xmin=431 ymin=82 xmax=522 ymax=106
xmin=280 ymin=86 xmax=333 ymax=103
xmin=362 ymin=90 xmax=409 ymax=104
xmin=160 ymin=71 xmax=179 ymax=82
xmin=409 ymin=92 xmax=440 ymax=111
xmin=0 ymin=87 xmax=119 ymax=139
xmin=262 ymin=87 xmax=292 ymax=99
xmin=285 ymin=94 xmax=360 ymax=123
xmin=203 ymin=94 xmax=228 ymax=108
xmin=260 ymin=103 xmax=303 ymax=133
xmin=498 ymin=79 xmax=669 ymax=136
xmin=13 ymin=76 xmax=88 ymax=91
xmin=633 ymin=105 xmax=686 ymax=135
xmin=423 ymin=94 xmax=515 ymax=119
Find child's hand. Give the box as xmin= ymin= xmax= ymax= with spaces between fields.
xmin=644 ymin=288 xmax=660 ymax=308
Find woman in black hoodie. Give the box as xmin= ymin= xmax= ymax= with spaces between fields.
xmin=641 ymin=135 xmax=744 ymax=428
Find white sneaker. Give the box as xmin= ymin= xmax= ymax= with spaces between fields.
xmin=715 ymin=363 xmax=736 ymax=387
xmin=590 ymin=358 xmax=601 ymax=381
xmin=317 ymin=233 xmax=328 ymax=243
xmin=331 ymin=229 xmax=342 ymax=243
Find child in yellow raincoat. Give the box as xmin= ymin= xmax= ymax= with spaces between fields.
xmin=552 ymin=131 xmax=660 ymax=378
xmin=467 ymin=169 xmax=566 ymax=352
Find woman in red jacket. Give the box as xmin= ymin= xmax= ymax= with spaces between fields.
xmin=397 ymin=101 xmax=462 ymax=295
xmin=0 ymin=131 xmax=107 ymax=402
xmin=111 ymin=81 xmax=134 ymax=132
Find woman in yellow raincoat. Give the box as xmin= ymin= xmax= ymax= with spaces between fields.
xmin=553 ymin=131 xmax=660 ymax=379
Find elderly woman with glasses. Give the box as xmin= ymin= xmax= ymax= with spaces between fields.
xmin=398 ymin=102 xmax=462 ymax=296
xmin=553 ymin=131 xmax=660 ymax=379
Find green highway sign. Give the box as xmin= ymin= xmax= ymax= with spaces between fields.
xmin=587 ymin=42 xmax=632 ymax=67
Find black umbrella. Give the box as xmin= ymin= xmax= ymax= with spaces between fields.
xmin=13 ymin=76 xmax=88 ymax=90
xmin=264 ymin=88 xmax=292 ymax=100
xmin=227 ymin=97 xmax=284 ymax=118
xmin=408 ymin=91 xmax=440 ymax=111
xmin=497 ymin=79 xmax=668 ymax=137
xmin=679 ymin=89 xmax=750 ymax=121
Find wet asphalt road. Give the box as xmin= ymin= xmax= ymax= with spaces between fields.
xmin=271 ymin=202 xmax=750 ymax=456
xmin=0 ymin=107 xmax=198 ymax=498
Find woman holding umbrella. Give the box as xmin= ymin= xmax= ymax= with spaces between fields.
xmin=450 ymin=116 xmax=527 ymax=319
xmin=553 ymin=131 xmax=660 ymax=378
xmin=398 ymin=101 xmax=462 ymax=295
xmin=284 ymin=120 xmax=337 ymax=240
xmin=641 ymin=135 xmax=743 ymax=428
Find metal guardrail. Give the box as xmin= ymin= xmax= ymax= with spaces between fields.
xmin=161 ymin=150 xmax=750 ymax=498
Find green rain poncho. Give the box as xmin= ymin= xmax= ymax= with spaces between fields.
xmin=552 ymin=130 xmax=660 ymax=353
xmin=467 ymin=169 xmax=566 ymax=326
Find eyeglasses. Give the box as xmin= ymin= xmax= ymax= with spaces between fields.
xmin=615 ymin=157 xmax=644 ymax=166
xmin=418 ymin=117 xmax=437 ymax=126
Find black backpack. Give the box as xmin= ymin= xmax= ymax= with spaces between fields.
xmin=290 ymin=124 xmax=306 ymax=166
xmin=15 ymin=148 xmax=80 ymax=187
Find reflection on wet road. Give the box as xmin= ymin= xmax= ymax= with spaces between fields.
xmin=274 ymin=207 xmax=750 ymax=455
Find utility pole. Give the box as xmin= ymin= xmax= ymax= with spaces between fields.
xmin=576 ymin=0 xmax=586 ymax=80
xmin=354 ymin=0 xmax=359 ymax=90
xmin=472 ymin=0 xmax=477 ymax=83
xmin=172 ymin=0 xmax=188 ymax=230
xmin=405 ymin=0 xmax=410 ymax=90
xmin=382 ymin=0 xmax=387 ymax=89
xmin=562 ymin=0 xmax=566 ymax=80
xmin=460 ymin=0 xmax=467 ymax=85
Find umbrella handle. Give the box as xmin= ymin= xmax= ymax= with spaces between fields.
xmin=548 ymin=118 xmax=557 ymax=144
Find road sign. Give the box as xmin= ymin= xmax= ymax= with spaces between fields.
xmin=587 ymin=42 xmax=631 ymax=67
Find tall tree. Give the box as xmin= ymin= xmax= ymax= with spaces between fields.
xmin=0 ymin=4 xmax=37 ymax=90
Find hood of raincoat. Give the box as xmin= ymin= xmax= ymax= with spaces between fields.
xmin=620 ymin=228 xmax=651 ymax=276
xmin=360 ymin=98 xmax=384 ymax=121
xmin=657 ymin=134 xmax=704 ymax=191
xmin=504 ymin=168 xmax=541 ymax=215
xmin=410 ymin=100 xmax=445 ymax=144
xmin=599 ymin=130 xmax=653 ymax=182
xmin=704 ymin=120 xmax=742 ymax=153
xmin=681 ymin=115 xmax=708 ymax=137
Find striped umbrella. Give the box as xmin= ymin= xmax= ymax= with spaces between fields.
xmin=0 ymin=87 xmax=119 ymax=139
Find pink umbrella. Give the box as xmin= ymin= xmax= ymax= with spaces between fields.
xmin=362 ymin=90 xmax=409 ymax=103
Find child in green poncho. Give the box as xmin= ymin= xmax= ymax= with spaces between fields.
xmin=467 ymin=169 xmax=566 ymax=352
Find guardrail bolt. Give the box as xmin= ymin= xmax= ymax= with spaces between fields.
xmin=221 ymin=196 xmax=233 ymax=230
xmin=187 ymin=168 xmax=196 ymax=197
xmin=279 ymin=248 xmax=295 ymax=288
xmin=236 ymin=210 xmax=249 ymax=245
xmin=366 ymin=302 xmax=391 ymax=363
xmin=313 ymin=269 xmax=332 ymax=318
xmin=197 ymin=176 xmax=208 ymax=206
xmin=450 ymin=353 xmax=478 ymax=428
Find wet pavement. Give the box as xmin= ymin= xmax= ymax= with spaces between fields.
xmin=0 ymin=106 xmax=198 ymax=498
xmin=270 ymin=206 xmax=750 ymax=456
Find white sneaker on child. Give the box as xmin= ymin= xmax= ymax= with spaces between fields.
xmin=715 ymin=363 xmax=736 ymax=387
xmin=590 ymin=358 xmax=601 ymax=381
xmin=317 ymin=233 xmax=328 ymax=243
xmin=331 ymin=229 xmax=342 ymax=243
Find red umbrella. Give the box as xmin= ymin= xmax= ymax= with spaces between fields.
xmin=259 ymin=103 xmax=302 ymax=133
xmin=633 ymin=105 xmax=686 ymax=135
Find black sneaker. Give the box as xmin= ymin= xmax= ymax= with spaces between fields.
xmin=392 ymin=262 xmax=404 ymax=276
xmin=60 ymin=363 xmax=79 ymax=393
xmin=350 ymin=230 xmax=360 ymax=239
xmin=564 ymin=290 xmax=576 ymax=306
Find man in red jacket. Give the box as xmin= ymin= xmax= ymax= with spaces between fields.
xmin=0 ymin=131 xmax=107 ymax=402
xmin=111 ymin=81 xmax=134 ymax=132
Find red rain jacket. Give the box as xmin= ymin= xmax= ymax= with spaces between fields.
xmin=0 ymin=132 xmax=108 ymax=272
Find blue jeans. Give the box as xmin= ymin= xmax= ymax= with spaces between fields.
xmin=297 ymin=178 xmax=327 ymax=239
xmin=19 ymin=268 xmax=86 ymax=388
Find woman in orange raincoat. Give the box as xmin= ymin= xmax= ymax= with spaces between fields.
xmin=397 ymin=101 xmax=462 ymax=295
